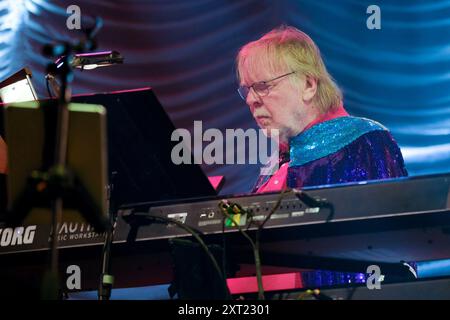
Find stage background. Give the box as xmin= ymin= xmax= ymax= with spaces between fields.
xmin=1 ymin=0 xmax=449 ymax=195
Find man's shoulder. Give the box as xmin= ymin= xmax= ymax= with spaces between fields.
xmin=297 ymin=116 xmax=389 ymax=145
xmin=347 ymin=116 xmax=388 ymax=131
xmin=289 ymin=116 xmax=391 ymax=167
xmin=320 ymin=116 xmax=388 ymax=133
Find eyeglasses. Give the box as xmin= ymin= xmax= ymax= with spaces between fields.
xmin=237 ymin=71 xmax=296 ymax=101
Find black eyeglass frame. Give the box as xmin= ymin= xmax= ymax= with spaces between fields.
xmin=237 ymin=71 xmax=296 ymax=101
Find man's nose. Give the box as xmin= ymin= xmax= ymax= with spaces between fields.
xmin=246 ymin=88 xmax=262 ymax=110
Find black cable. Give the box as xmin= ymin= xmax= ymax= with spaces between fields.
xmin=45 ymin=75 xmax=54 ymax=98
xmin=218 ymin=195 xmax=289 ymax=301
xmin=98 ymin=172 xmax=117 ymax=301
xmin=218 ymin=187 xmax=331 ymax=300
xmin=218 ymin=190 xmax=288 ymax=300
xmin=98 ymin=221 xmax=114 ymax=300
xmin=218 ymin=205 xmax=264 ymax=299
xmin=123 ymin=212 xmax=231 ymax=300
xmin=293 ymin=188 xmax=335 ymax=222
xmin=221 ymin=214 xmax=228 ymax=288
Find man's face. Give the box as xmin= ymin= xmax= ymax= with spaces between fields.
xmin=241 ymin=68 xmax=311 ymax=143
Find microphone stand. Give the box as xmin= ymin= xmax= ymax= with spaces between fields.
xmin=43 ymin=18 xmax=112 ymax=300
xmin=40 ymin=49 xmax=72 ymax=299
xmin=42 ymin=19 xmax=123 ymax=300
xmin=98 ymin=172 xmax=117 ymax=300
xmin=7 ymin=16 xmax=121 ymax=299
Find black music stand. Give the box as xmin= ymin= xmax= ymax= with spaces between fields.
xmin=1 ymin=87 xmax=218 ymax=212
xmin=70 ymin=87 xmax=217 ymax=206
xmin=71 ymin=88 xmax=217 ymax=300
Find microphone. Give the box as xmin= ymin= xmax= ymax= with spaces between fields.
xmin=72 ymin=51 xmax=124 ymax=69
xmin=55 ymin=51 xmax=124 ymax=70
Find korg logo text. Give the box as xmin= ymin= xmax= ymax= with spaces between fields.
xmin=0 ymin=225 xmax=37 ymax=247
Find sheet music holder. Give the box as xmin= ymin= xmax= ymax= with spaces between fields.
xmin=70 ymin=87 xmax=217 ymax=206
xmin=0 ymin=87 xmax=217 ymax=220
xmin=2 ymin=101 xmax=108 ymax=226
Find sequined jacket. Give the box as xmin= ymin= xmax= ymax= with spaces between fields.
xmin=253 ymin=116 xmax=408 ymax=192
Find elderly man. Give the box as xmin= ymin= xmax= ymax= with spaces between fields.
xmin=236 ymin=26 xmax=408 ymax=193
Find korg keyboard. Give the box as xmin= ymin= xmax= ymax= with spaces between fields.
xmin=1 ymin=173 xmax=450 ymax=290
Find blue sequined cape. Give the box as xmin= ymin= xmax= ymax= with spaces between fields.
xmin=254 ymin=116 xmax=408 ymax=190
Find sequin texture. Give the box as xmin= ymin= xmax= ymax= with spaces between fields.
xmin=289 ymin=116 xmax=387 ymax=167
xmin=252 ymin=116 xmax=408 ymax=192
xmin=287 ymin=118 xmax=408 ymax=189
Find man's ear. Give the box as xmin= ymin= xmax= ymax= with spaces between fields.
xmin=302 ymin=75 xmax=317 ymax=102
